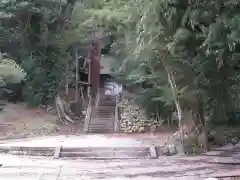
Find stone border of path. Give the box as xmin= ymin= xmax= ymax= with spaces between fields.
xmin=0 ymin=144 xmax=165 ymax=159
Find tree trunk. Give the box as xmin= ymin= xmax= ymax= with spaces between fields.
xmin=195 ymin=93 xmax=208 ymax=151
xmin=162 ymin=59 xmax=184 ymax=145
xmin=56 ymin=95 xmax=75 ymax=124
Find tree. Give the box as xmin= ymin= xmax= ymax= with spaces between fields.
xmin=74 ymin=0 xmax=240 ymax=149
xmin=0 ymin=0 xmax=79 ymax=106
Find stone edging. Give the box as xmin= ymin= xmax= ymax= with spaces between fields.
xmin=0 ymin=145 xmax=166 ymax=159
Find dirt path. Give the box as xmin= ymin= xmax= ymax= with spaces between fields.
xmin=0 ymin=102 xmax=84 ymax=140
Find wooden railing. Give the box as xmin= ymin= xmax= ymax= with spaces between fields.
xmin=84 ymin=87 xmax=120 ymax=133
xmin=114 ymin=94 xmax=120 ymax=133
xmin=83 ymin=92 xmax=93 ymax=132
xmin=83 ymin=88 xmax=100 ymax=132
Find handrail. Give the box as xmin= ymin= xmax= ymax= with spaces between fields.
xmin=83 ymin=97 xmax=92 ymax=132
xmin=114 ymin=94 xmax=120 ymax=133
xmin=95 ymin=89 xmax=100 ymax=106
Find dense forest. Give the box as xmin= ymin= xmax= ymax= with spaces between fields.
xmin=1 ymin=0 xmax=240 ymax=151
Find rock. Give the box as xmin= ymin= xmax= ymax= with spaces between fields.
xmin=183 ymin=136 xmax=198 ymax=155
xmin=197 ymin=132 xmax=207 ymax=149
xmin=231 ymin=137 xmax=240 ymax=146
xmin=169 ymin=144 xmax=178 ymax=155
xmin=119 ymin=98 xmax=162 ymax=133
xmin=213 ymin=134 xmax=228 ymax=146
xmin=163 ymin=146 xmax=170 ymax=155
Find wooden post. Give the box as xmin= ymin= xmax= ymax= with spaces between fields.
xmin=114 ymin=95 xmax=121 ymax=133
xmin=75 ymin=52 xmax=80 ymax=102
xmin=84 ymin=100 xmax=92 ymax=132
xmin=87 ymin=52 xmax=92 ymax=103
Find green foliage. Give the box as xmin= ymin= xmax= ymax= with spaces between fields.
xmin=21 ymin=52 xmax=65 ymax=107
xmin=78 ymin=0 xmax=240 ymax=124
xmin=0 ymin=54 xmax=26 ymax=98
xmin=2 ymin=0 xmax=240 ymax=126
xmin=0 ymin=0 xmax=76 ymax=106
xmin=0 ymin=54 xmax=25 ymax=85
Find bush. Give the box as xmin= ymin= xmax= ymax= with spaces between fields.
xmin=0 ymin=57 xmax=25 ymax=84
xmin=0 ymin=56 xmax=25 ymax=105
xmin=21 ymin=52 xmax=66 ymax=107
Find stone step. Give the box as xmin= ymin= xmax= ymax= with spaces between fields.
xmin=87 ymin=129 xmax=114 ymax=133
xmin=59 ymin=151 xmax=150 ymax=158
xmin=98 ymin=98 xmax=116 ymax=101
xmin=93 ymin=116 xmax=114 ymax=119
xmin=61 ymin=147 xmax=150 ymax=152
xmin=98 ymin=94 xmax=116 ymax=98
xmin=93 ymin=107 xmax=114 ymax=110
xmin=88 ymin=128 xmax=113 ymax=131
xmin=89 ymin=122 xmax=114 ymax=126
xmin=94 ymin=117 xmax=114 ymax=120
xmin=92 ymin=112 xmax=115 ymax=116
xmin=0 ymin=145 xmax=165 ymax=158
xmin=89 ymin=119 xmax=114 ymax=123
xmin=92 ymin=114 xmax=114 ymax=117
xmin=88 ymin=122 xmax=113 ymax=125
xmin=93 ymin=113 xmax=114 ymax=116
xmin=94 ymin=107 xmax=115 ymax=109
xmin=97 ymin=103 xmax=116 ymax=106
xmin=89 ymin=121 xmax=113 ymax=123
xmin=88 ymin=128 xmax=113 ymax=132
xmin=95 ymin=112 xmax=114 ymax=114
xmin=92 ymin=106 xmax=115 ymax=110
xmin=89 ymin=121 xmax=114 ymax=126
xmin=89 ymin=122 xmax=113 ymax=126
xmin=86 ymin=92 xmax=117 ymax=133
xmin=92 ymin=111 xmax=115 ymax=115
xmin=92 ymin=108 xmax=115 ymax=112
xmin=92 ymin=112 xmax=114 ymax=115
xmin=90 ymin=117 xmax=114 ymax=120
xmin=98 ymin=100 xmax=116 ymax=103
xmin=90 ymin=117 xmax=114 ymax=121
xmin=88 ymin=125 xmax=114 ymax=129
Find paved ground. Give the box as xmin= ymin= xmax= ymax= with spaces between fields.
xmin=0 ymin=137 xmax=239 ymax=179
xmin=0 ymin=134 xmax=165 ymax=148
xmin=0 ymin=153 xmax=239 ymax=180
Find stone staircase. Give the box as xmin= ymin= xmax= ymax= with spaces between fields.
xmin=86 ymin=92 xmax=117 ymax=133
xmin=59 ymin=146 xmax=151 ymax=159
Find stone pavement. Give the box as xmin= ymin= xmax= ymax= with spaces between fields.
xmin=0 ymin=134 xmax=161 ymax=148
xmin=0 ymin=154 xmax=238 ymax=180
xmin=0 ymin=135 xmax=239 ymax=179
xmin=0 ymin=134 xmax=166 ymax=158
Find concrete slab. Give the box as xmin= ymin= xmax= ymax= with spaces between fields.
xmin=0 ymin=135 xmax=146 ymax=148
xmin=62 ymin=135 xmax=144 ymax=148
xmin=0 ymin=136 xmax=66 ymax=148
